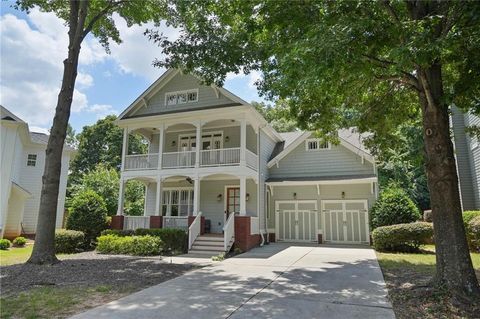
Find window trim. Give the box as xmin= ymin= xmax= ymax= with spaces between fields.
xmin=164 ymin=89 xmax=199 ymax=106
xmin=26 ymin=154 xmax=37 ymax=167
xmin=161 ymin=187 xmax=194 ymax=216
xmin=305 ymin=138 xmax=331 ymax=151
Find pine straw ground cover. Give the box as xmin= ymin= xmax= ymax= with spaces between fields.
xmin=0 ymin=251 xmax=198 ymax=319
xmin=377 ymin=245 xmax=480 ymax=319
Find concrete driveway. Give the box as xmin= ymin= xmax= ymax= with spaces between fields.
xmin=71 ymin=243 xmax=395 ymax=319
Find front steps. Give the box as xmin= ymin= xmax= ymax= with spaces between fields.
xmin=189 ymin=234 xmax=231 ymax=256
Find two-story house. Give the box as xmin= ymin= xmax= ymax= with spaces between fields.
xmin=0 ymin=106 xmax=75 ymax=238
xmin=111 ymin=69 xmax=378 ymax=255
xmin=452 ymin=106 xmax=480 ymax=210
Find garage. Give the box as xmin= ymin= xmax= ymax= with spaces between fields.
xmin=275 ymin=200 xmax=318 ymax=242
xmin=322 ymin=200 xmax=369 ymax=244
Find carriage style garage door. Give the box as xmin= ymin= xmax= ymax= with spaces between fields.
xmin=322 ymin=200 xmax=369 ymax=244
xmin=275 ymin=201 xmax=318 ymax=242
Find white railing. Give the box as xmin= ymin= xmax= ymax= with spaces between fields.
xmin=250 ymin=216 xmax=260 ymax=235
xmin=188 ymin=212 xmax=202 ymax=250
xmin=125 ymin=153 xmax=158 ymax=170
xmin=245 ymin=149 xmax=258 ymax=171
xmin=162 ymin=151 xmax=196 ymax=168
xmin=223 ymin=213 xmax=235 ymax=251
xmin=200 ymin=147 xmax=240 ymax=167
xmin=163 ymin=216 xmax=189 ymax=230
xmin=123 ymin=216 xmax=150 ymax=230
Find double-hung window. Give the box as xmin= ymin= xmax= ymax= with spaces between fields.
xmin=27 ymin=154 xmax=37 ymax=167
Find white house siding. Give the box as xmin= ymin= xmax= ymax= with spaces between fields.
xmin=4 ymin=189 xmax=25 ymax=237
xmin=465 ymin=113 xmax=480 ymax=209
xmin=267 ymin=183 xmax=376 ymax=232
xmin=269 ymin=138 xmax=374 ymax=179
xmin=0 ymin=124 xmax=19 ymax=234
xmin=131 ymin=73 xmax=239 ymax=118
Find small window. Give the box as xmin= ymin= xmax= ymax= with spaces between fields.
xmin=165 ymin=89 xmax=198 ymax=106
xmin=27 ymin=154 xmax=37 ymax=166
xmin=306 ymin=138 xmax=330 ymax=151
xmin=188 ymin=91 xmax=198 ymax=102
xmin=166 ymin=93 xmax=177 ymax=106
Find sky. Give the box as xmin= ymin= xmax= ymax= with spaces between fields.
xmin=0 ymin=2 xmax=264 ymax=134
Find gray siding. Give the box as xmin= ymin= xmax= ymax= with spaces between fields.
xmin=259 ymin=130 xmax=277 ymax=232
xmin=452 ymin=106 xmax=480 ymax=210
xmin=130 ymin=73 xmax=238 ymax=118
xmin=269 ymin=134 xmax=374 ymax=179
xmin=267 ymin=184 xmax=376 ymax=231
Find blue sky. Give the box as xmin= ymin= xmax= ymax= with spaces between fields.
xmin=0 ymin=2 xmax=264 ymax=134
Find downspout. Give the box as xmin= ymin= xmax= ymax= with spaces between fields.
xmin=258 ymin=126 xmax=265 ymax=246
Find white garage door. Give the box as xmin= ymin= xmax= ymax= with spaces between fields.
xmin=322 ymin=200 xmax=369 ymax=244
xmin=275 ymin=201 xmax=318 ymax=242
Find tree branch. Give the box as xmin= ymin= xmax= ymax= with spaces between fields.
xmin=382 ymin=0 xmax=402 ymax=26
xmin=74 ymin=0 xmax=89 ymax=44
xmin=82 ymin=0 xmax=127 ymax=37
xmin=374 ymin=74 xmax=420 ymax=92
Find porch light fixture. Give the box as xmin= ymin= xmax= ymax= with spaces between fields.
xmin=217 ymin=194 xmax=222 ymax=202
xmin=293 ymin=192 xmax=297 ymax=199
xmin=171 ymin=140 xmax=176 ymax=147
xmin=225 ymin=136 xmax=230 ymax=142
xmin=246 ymin=193 xmax=250 ymax=201
xmin=341 ymin=191 xmax=346 ymax=199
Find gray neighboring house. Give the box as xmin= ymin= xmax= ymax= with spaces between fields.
xmin=452 ymin=106 xmax=480 ymax=211
xmin=112 ymin=69 xmax=378 ymax=255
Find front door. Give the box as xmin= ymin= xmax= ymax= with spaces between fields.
xmin=226 ymin=187 xmax=240 ymax=217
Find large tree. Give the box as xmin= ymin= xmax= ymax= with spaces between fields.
xmin=150 ymin=0 xmax=480 ymax=297
xmin=15 ymin=0 xmax=167 ymax=265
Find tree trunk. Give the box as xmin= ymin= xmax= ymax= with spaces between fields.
xmin=27 ymin=1 xmax=88 ymax=265
xmin=418 ymin=62 xmax=480 ymax=298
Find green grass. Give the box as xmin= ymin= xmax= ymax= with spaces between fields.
xmin=0 ymin=285 xmax=120 ymax=319
xmin=0 ymin=245 xmax=33 ymax=266
xmin=377 ymin=245 xmax=480 ymax=273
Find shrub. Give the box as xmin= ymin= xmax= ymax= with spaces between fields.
xmin=55 ymin=229 xmax=85 ymax=253
xmin=12 ymin=237 xmax=27 ymax=247
xmin=96 ymin=235 xmax=163 ymax=256
xmin=463 ymin=211 xmax=480 ymax=251
xmin=372 ymin=222 xmax=433 ymax=252
xmin=134 ymin=228 xmax=187 ymax=254
xmin=66 ymin=190 xmax=108 ymax=246
xmin=0 ymin=239 xmax=11 ymax=250
xmin=370 ymin=187 xmax=421 ymax=229
xmin=467 ymin=215 xmax=480 ymax=252
xmin=100 ymin=229 xmax=135 ymax=237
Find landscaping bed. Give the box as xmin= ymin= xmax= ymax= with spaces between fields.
xmin=0 ymin=251 xmax=197 ymax=318
xmin=377 ymin=246 xmax=480 ymax=319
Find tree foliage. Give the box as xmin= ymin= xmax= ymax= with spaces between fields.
xmin=251 ymin=101 xmax=298 ymax=133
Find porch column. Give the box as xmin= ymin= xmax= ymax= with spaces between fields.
xmin=193 ymin=176 xmax=201 ymax=216
xmin=195 ymin=121 xmax=202 ymax=168
xmin=117 ymin=177 xmax=125 ymax=215
xmin=155 ymin=176 xmax=163 ymax=215
xmin=240 ymin=176 xmax=246 ymax=216
xmin=240 ymin=119 xmax=246 ymax=166
xmin=157 ymin=124 xmax=164 ymax=169
xmin=120 ymin=128 xmax=129 ymax=171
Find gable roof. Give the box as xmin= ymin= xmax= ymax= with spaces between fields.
xmin=1 ymin=105 xmax=25 ymax=123
xmin=268 ymin=128 xmax=374 ymax=168
xmin=118 ymin=69 xmax=250 ymax=120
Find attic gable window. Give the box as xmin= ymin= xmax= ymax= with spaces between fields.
xmin=27 ymin=154 xmax=37 ymax=167
xmin=306 ymin=138 xmax=330 ymax=151
xmin=165 ymin=89 xmax=198 ymax=106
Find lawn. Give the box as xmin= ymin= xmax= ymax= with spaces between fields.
xmin=0 ymin=245 xmax=33 ymax=266
xmin=377 ymin=245 xmax=480 ymax=319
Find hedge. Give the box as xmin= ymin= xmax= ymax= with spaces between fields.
xmin=100 ymin=228 xmax=188 ymax=254
xmin=96 ymin=235 xmax=163 ymax=256
xmin=55 ymin=229 xmax=85 ymax=254
xmin=463 ymin=211 xmax=480 ymax=252
xmin=372 ymin=222 xmax=433 ymax=252
xmin=0 ymin=239 xmax=11 ymax=250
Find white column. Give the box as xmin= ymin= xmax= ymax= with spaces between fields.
xmin=195 ymin=121 xmax=202 ymax=168
xmin=121 ymin=128 xmax=128 ymax=171
xmin=240 ymin=119 xmax=246 ymax=166
xmin=158 ymin=124 xmax=164 ymax=169
xmin=155 ymin=176 xmax=163 ymax=215
xmin=117 ymin=177 xmax=125 ymax=215
xmin=240 ymin=176 xmax=246 ymax=216
xmin=193 ymin=176 xmax=201 ymax=216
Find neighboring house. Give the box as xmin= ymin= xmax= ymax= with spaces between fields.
xmin=452 ymin=106 xmax=480 ymax=210
xmin=112 ymin=69 xmax=378 ymax=254
xmin=0 ymin=106 xmax=75 ymax=238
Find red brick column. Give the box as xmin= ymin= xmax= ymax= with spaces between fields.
xmin=150 ymin=216 xmax=163 ymax=229
xmin=111 ymin=215 xmax=124 ymax=230
xmin=234 ymin=216 xmax=261 ymax=252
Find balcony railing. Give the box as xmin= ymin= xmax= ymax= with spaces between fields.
xmin=125 ymin=153 xmax=158 ymax=170
xmin=162 ymin=151 xmax=196 ymax=168
xmin=200 ymin=147 xmax=240 ymax=167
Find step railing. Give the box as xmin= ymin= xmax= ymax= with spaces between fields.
xmin=162 ymin=151 xmax=196 ymax=168
xmin=188 ymin=212 xmax=202 ymax=250
xmin=223 ymin=212 xmax=235 ymax=251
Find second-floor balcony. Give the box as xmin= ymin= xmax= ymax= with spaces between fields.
xmin=124 ymin=147 xmax=258 ymax=171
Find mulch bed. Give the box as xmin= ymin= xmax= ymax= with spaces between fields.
xmin=0 ymin=251 xmax=197 ymax=297
xmin=382 ymin=268 xmax=480 ymax=319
